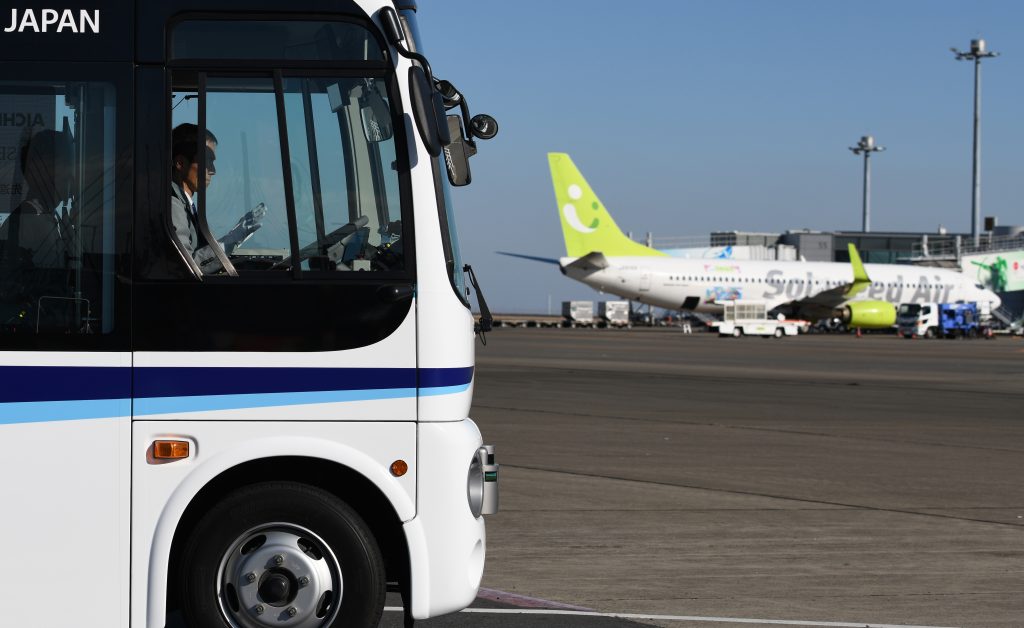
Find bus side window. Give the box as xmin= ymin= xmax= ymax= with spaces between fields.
xmin=0 ymin=79 xmax=122 ymax=342
xmin=171 ymin=76 xmax=289 ymax=274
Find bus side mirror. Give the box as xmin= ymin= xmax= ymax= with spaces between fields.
xmin=408 ymin=66 xmax=449 ymax=157
xmin=379 ymin=7 xmax=405 ymax=45
xmin=470 ymin=114 xmax=498 ymax=140
xmin=444 ymin=115 xmax=476 ymax=186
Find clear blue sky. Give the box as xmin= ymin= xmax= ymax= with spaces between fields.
xmin=417 ymin=1 xmax=1024 ymax=313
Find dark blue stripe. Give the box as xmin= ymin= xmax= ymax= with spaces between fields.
xmin=0 ymin=366 xmax=474 ymax=403
xmin=420 ymin=366 xmax=474 ymax=388
xmin=0 ymin=366 xmax=130 ymax=403
xmin=134 ymin=367 xmax=417 ymax=399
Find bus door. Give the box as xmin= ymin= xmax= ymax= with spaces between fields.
xmin=0 ymin=63 xmax=133 ymax=627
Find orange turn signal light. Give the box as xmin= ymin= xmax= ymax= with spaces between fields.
xmin=390 ymin=459 xmax=408 ymax=477
xmin=152 ymin=440 xmax=190 ymax=460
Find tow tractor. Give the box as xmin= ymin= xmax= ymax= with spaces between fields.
xmin=714 ymin=301 xmax=800 ymax=338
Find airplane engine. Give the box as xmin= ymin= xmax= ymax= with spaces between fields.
xmin=835 ymin=301 xmax=896 ymax=329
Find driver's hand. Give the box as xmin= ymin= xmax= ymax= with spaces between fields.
xmin=221 ymin=203 xmax=267 ymax=252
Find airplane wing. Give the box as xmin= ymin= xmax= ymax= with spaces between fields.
xmin=790 ymin=243 xmax=871 ymax=310
xmin=496 ymin=251 xmax=561 ymax=265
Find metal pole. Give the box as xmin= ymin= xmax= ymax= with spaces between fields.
xmin=862 ymin=150 xmax=871 ymax=232
xmin=971 ymin=56 xmax=982 ymax=247
xmin=849 ymin=135 xmax=882 ymax=232
xmin=953 ymin=39 xmax=998 ymax=247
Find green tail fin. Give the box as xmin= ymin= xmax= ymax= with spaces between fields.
xmin=548 ymin=153 xmax=666 ymax=258
xmin=843 ymin=243 xmax=872 ymax=298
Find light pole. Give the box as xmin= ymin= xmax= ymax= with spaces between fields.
xmin=849 ymin=135 xmax=884 ymax=232
xmin=952 ymin=38 xmax=999 ymax=247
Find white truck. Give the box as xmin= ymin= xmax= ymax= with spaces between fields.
xmin=898 ymin=302 xmax=990 ymax=338
xmin=562 ymin=300 xmax=595 ymax=327
xmin=598 ymin=300 xmax=631 ymax=328
xmin=715 ymin=300 xmax=800 ymax=338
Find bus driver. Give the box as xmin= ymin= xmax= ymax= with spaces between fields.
xmin=170 ymin=123 xmax=265 ymax=271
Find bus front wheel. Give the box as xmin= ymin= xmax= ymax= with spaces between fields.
xmin=179 ymin=481 xmax=386 ymax=628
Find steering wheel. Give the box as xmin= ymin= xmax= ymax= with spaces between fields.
xmin=371 ymin=235 xmax=402 ymax=270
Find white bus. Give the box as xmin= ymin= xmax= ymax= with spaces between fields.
xmin=0 ymin=2 xmax=498 ymax=627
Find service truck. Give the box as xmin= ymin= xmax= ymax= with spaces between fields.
xmin=598 ymin=300 xmax=631 ymax=328
xmin=562 ymin=300 xmax=595 ymax=327
xmin=898 ymin=302 xmax=987 ymax=338
xmin=714 ymin=301 xmax=800 ymax=338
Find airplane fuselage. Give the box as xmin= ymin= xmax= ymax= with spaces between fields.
xmin=560 ymin=256 xmax=1001 ymax=314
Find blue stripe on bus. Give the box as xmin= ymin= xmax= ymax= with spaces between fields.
xmin=0 ymin=366 xmax=473 ymax=404
xmin=0 ymin=366 xmax=129 ymax=403
xmin=0 ymin=398 xmax=130 ymax=425
xmin=419 ymin=383 xmax=472 ymax=397
xmin=0 ymin=366 xmax=473 ymax=424
xmin=133 ymin=387 xmax=419 ymax=416
xmin=133 ymin=367 xmax=418 ymax=399
xmin=419 ymin=366 xmax=474 ymax=389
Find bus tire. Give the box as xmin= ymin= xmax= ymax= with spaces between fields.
xmin=773 ymin=328 xmax=784 ymax=338
xmin=732 ymin=328 xmax=742 ymax=338
xmin=178 ymin=481 xmax=385 ymax=628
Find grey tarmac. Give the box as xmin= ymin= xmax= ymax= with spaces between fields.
xmin=448 ymin=329 xmax=1023 ymax=628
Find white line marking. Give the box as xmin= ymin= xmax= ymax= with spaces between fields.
xmin=382 ymin=606 xmax=960 ymax=628
xmin=476 ymin=586 xmax=594 ymax=611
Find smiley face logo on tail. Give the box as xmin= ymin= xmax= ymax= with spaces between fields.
xmin=549 ymin=152 xmax=666 ymax=258
xmin=562 ymin=183 xmax=600 ymax=233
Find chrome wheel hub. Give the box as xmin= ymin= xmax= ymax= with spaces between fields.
xmin=217 ymin=524 xmax=342 ymax=628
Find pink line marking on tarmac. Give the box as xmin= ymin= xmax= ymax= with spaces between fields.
xmin=476 ymin=587 xmax=595 ymax=611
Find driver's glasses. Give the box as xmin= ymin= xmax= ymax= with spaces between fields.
xmin=191 ymin=147 xmax=216 ymax=174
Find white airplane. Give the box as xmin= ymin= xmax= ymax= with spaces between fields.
xmin=501 ymin=153 xmax=1001 ymax=328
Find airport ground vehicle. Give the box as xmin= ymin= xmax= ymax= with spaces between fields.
xmin=598 ymin=300 xmax=631 ymax=327
xmin=714 ymin=301 xmax=799 ymax=338
xmin=898 ymin=302 xmax=986 ymax=338
xmin=562 ymin=300 xmax=594 ymax=327
xmin=0 ymin=2 xmax=499 ymax=628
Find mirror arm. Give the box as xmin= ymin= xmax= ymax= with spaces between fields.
xmin=457 ymin=98 xmax=477 ymax=151
xmin=380 ymin=7 xmax=436 ymax=82
xmin=399 ymin=48 xmax=435 ymax=83
xmin=435 ymin=78 xmax=478 ymax=150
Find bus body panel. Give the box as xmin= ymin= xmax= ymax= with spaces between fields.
xmin=131 ymin=420 xmax=417 ymax=628
xmin=393 ymin=48 xmax=477 ymax=423
xmin=131 ymin=305 xmax=419 ymax=422
xmin=0 ymin=352 xmax=132 ymax=628
xmin=405 ymin=419 xmax=486 ymax=619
